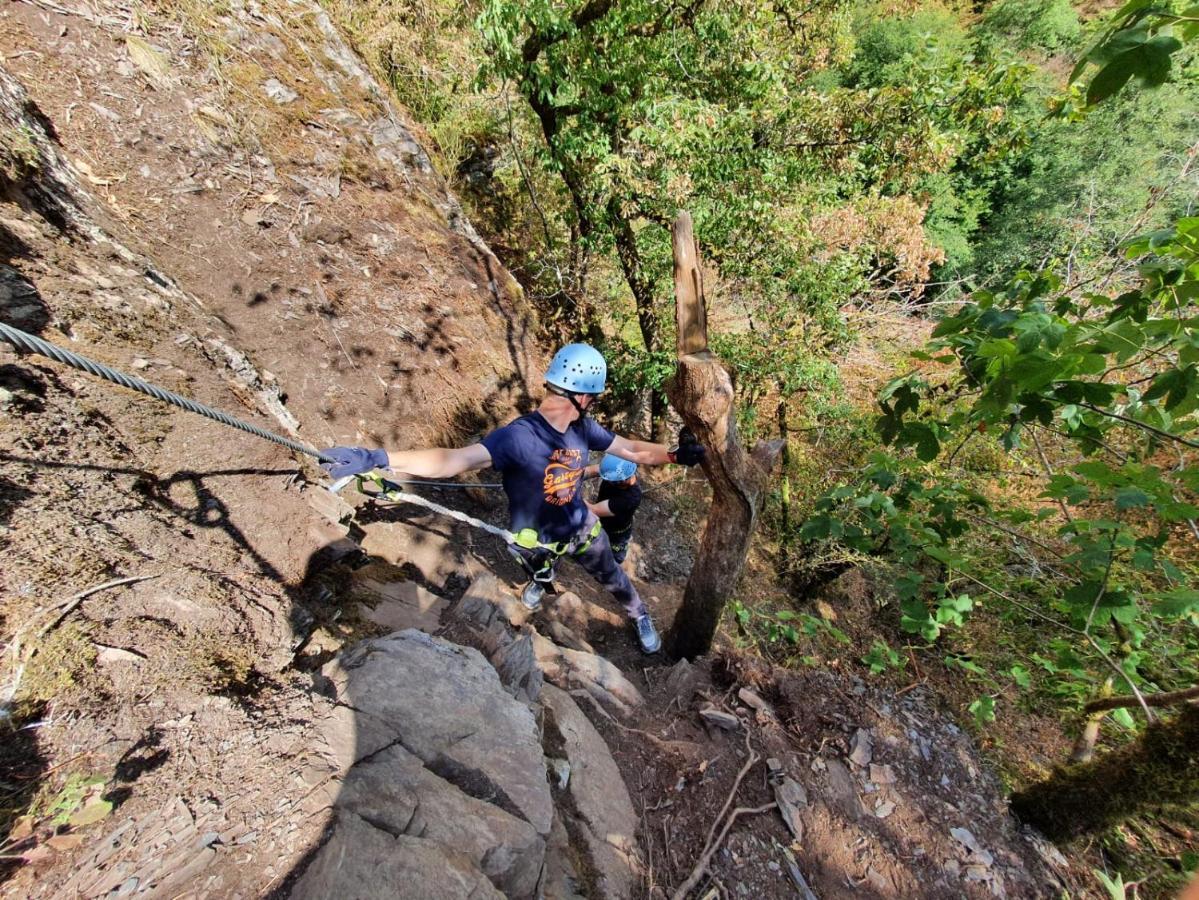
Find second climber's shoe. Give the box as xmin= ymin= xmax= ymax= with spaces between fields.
xmin=521 ymin=581 xmax=545 ymax=611
xmin=634 ymin=614 xmax=661 ymax=654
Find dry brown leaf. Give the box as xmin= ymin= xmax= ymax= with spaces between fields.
xmin=46 ymin=833 xmax=84 ymax=851
xmin=73 ymin=158 xmax=123 ymax=187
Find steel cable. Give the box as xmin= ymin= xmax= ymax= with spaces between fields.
xmin=2 ymin=323 xmax=531 ymax=545
xmin=0 ymin=321 xmax=333 ymax=462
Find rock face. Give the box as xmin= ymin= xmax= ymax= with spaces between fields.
xmin=453 ymin=573 xmax=644 ymax=712
xmin=292 ymin=811 xmax=505 ymax=900
xmin=297 ymin=630 xmax=553 ymax=898
xmin=541 ymin=685 xmax=642 ymax=899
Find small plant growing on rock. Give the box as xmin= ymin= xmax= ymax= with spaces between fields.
xmin=0 ymin=125 xmax=40 ymax=184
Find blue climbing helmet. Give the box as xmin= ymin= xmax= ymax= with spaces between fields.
xmin=544 ymin=343 xmax=607 ymax=395
xmin=599 ymin=453 xmax=637 ymax=482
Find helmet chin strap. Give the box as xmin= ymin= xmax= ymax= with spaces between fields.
xmin=545 ymin=383 xmax=589 ymax=422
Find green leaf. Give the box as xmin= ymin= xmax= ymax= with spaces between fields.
xmin=901 ymin=612 xmax=941 ymax=641
xmin=1093 ymin=868 xmax=1128 ymax=900
xmin=1113 ymin=486 xmax=1151 ymax=509
xmin=1154 ymin=588 xmax=1199 ymax=617
xmin=904 ymin=422 xmax=941 ymax=462
xmin=800 ymin=516 xmax=831 ymax=541
xmin=1111 ymin=707 xmax=1136 ymax=729
xmin=968 ymin=696 xmax=996 ymax=726
xmin=1010 ymin=664 xmax=1031 ymax=688
xmin=1087 ymin=33 xmax=1183 ymax=105
xmin=68 ymin=798 xmax=113 ymax=828
xmin=1086 ymin=54 xmax=1139 ymax=105
xmin=1064 ymin=580 xmax=1107 ymax=611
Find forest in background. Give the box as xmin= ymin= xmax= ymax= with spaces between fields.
xmin=315 ymin=0 xmax=1198 ymax=894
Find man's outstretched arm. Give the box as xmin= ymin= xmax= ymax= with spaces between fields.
xmin=320 ymin=443 xmax=492 ymax=479
xmin=385 ymin=443 xmax=493 ymax=479
xmin=607 ymin=436 xmax=671 ymax=466
xmin=607 ymin=433 xmax=704 ymax=467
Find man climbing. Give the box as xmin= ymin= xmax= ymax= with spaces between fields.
xmin=585 ymin=454 xmax=642 ymax=565
xmin=318 ymin=343 xmax=704 ymax=654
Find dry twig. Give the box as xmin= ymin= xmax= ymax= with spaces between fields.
xmin=37 ymin=574 xmax=159 ymax=640
xmin=670 ymin=803 xmax=776 ymax=900
xmin=669 ymin=730 xmax=767 ymax=900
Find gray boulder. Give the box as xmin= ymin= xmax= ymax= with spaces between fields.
xmin=321 ymin=630 xmax=553 ymax=836
xmin=302 ymin=630 xmax=554 ymax=899
xmin=541 ymin=684 xmax=642 ymax=899
xmin=290 ymin=809 xmax=504 ymax=900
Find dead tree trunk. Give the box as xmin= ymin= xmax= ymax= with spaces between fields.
xmin=665 ymin=212 xmax=783 ymax=660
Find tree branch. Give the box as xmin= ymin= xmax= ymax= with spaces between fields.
xmin=522 ymin=0 xmax=618 ymax=63
xmin=1084 ymin=684 xmax=1199 ymax=714
xmin=1079 ymin=402 xmax=1199 ymax=450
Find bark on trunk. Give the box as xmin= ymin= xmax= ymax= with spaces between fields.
xmin=665 ymin=212 xmax=782 ymax=659
xmin=1010 ymin=704 xmax=1199 ymax=841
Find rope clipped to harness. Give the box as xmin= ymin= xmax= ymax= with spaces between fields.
xmin=334 ymin=471 xmax=515 ymax=542
xmin=337 ymin=471 xmax=600 ymax=555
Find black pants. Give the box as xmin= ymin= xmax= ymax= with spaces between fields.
xmin=605 ymin=526 xmax=632 ymax=564
xmin=508 ymin=517 xmax=646 ymax=619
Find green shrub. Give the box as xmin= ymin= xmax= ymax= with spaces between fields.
xmin=979 ymin=0 xmax=1081 ymax=54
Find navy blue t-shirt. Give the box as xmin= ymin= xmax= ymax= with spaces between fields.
xmin=482 ymin=412 xmax=615 ymax=543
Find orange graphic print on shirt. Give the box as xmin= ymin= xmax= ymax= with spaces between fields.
xmin=543 ymin=448 xmax=584 ymax=506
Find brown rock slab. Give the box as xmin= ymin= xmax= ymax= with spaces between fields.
xmin=824 ymin=758 xmax=864 ymax=821
xmin=454 ymin=572 xmax=530 ymax=628
xmin=360 ymin=520 xmax=483 ymax=589
xmin=849 ymin=728 xmax=874 ymax=767
xmin=549 ymin=591 xmax=624 ymax=631
xmin=767 ymin=758 xmax=808 ymax=842
xmin=352 ymin=564 xmax=447 ymax=634
xmin=664 ymin=658 xmax=700 ymax=702
xmin=304 ymin=484 xmax=353 ymax=524
xmin=530 ymin=630 xmax=643 ymax=711
xmin=699 ymin=705 xmax=741 ymax=731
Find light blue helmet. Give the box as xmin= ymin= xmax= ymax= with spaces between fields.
xmin=599 ymin=453 xmax=637 ymax=481
xmin=545 ymin=343 xmax=606 ymax=394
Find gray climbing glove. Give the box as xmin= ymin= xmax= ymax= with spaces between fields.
xmin=319 ymin=446 xmax=389 ymax=479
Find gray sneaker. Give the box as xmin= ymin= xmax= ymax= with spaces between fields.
xmin=634 ymin=614 xmax=661 ymax=654
xmin=521 ymin=581 xmax=545 ymax=611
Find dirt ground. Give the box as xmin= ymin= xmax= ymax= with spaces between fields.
xmin=523 ymin=552 xmax=1078 ymax=900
